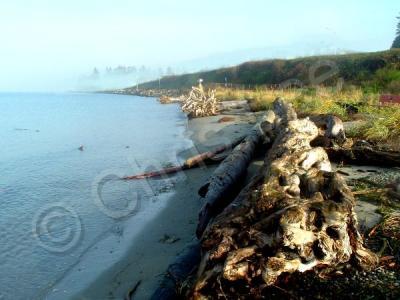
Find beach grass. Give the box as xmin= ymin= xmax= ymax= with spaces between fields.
xmin=215 ymin=86 xmax=400 ymax=145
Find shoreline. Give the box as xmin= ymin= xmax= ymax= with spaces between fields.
xmin=73 ymin=110 xmax=258 ymax=299
xmin=98 ymin=87 xmax=184 ymax=99
xmin=61 ymin=96 xmax=396 ymax=299
xmin=30 ymin=95 xmax=191 ymax=300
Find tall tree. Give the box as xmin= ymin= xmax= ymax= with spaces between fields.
xmin=392 ymin=14 xmax=400 ymax=48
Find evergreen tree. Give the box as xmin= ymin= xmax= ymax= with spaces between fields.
xmin=91 ymin=67 xmax=100 ymax=79
xmin=392 ymin=14 xmax=400 ymax=48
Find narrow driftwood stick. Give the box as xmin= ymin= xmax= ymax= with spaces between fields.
xmin=122 ymin=165 xmax=190 ymax=180
xmin=122 ymin=136 xmax=245 ymax=180
xmin=352 ymin=188 xmax=389 ymax=195
xmin=189 ymin=99 xmax=377 ymax=299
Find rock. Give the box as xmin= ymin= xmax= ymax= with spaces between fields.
xmin=355 ymin=201 xmax=382 ymax=233
xmin=159 ymin=234 xmax=180 ymax=244
xmin=218 ymin=116 xmax=235 ymax=123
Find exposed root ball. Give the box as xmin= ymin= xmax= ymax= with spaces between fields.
xmin=182 ymin=83 xmax=218 ymax=118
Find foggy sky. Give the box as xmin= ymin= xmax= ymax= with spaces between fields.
xmin=0 ymin=0 xmax=398 ymax=92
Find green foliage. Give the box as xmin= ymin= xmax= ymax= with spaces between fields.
xmin=374 ymin=68 xmax=400 ymax=86
xmin=392 ymin=35 xmax=400 ymax=49
xmin=139 ymin=50 xmax=400 ymax=92
xmin=392 ymin=14 xmax=400 ymax=48
xmin=349 ymin=106 xmax=400 ymax=142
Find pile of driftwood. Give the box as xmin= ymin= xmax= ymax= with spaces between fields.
xmin=149 ymin=98 xmax=400 ymax=300
xmin=182 ymin=82 xmax=218 ymax=118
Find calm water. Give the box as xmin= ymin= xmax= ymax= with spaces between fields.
xmin=0 ymin=93 xmax=189 ymax=299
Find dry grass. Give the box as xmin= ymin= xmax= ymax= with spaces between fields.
xmin=215 ymin=86 xmax=400 ymax=144
xmin=348 ymin=106 xmax=400 ymax=145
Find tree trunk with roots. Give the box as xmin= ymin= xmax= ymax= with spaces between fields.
xmin=182 ymin=83 xmax=218 ymax=118
xmin=189 ymin=99 xmax=378 ymax=299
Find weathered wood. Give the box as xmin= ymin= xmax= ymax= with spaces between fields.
xmin=123 ymin=165 xmax=189 ymax=180
xmin=122 ymin=136 xmax=245 ymax=180
xmin=182 ymin=82 xmax=218 ymax=118
xmin=150 ymin=241 xmax=201 ymax=300
xmin=326 ymin=115 xmax=346 ymax=141
xmin=159 ymin=95 xmax=183 ymax=104
xmin=189 ymin=99 xmax=377 ymax=299
xmin=150 ymin=116 xmax=268 ymax=298
xmin=309 ymin=116 xmax=400 ymax=167
xmin=218 ymin=100 xmax=249 ymax=111
xmin=309 ymin=114 xmax=346 ymax=146
xmin=326 ymin=141 xmax=400 ymax=167
xmin=196 ymin=122 xmax=266 ymax=238
xmin=125 ymin=280 xmax=142 ymax=300
xmin=196 ymin=99 xmax=303 ymax=239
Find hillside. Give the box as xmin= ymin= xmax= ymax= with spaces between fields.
xmin=136 ymin=49 xmax=400 ymax=92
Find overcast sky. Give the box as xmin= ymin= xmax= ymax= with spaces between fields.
xmin=0 ymin=0 xmax=398 ymax=91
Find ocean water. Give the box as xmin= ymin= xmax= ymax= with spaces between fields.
xmin=0 ymin=93 xmax=189 ymax=299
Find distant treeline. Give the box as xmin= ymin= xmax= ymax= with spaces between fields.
xmin=137 ymin=49 xmax=400 ymax=93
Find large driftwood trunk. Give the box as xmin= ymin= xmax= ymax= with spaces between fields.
xmin=197 ymin=122 xmax=266 ymax=237
xmin=190 ymin=99 xmax=377 ymax=299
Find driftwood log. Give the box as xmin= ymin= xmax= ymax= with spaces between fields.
xmin=309 ymin=114 xmax=400 ymax=167
xmin=325 ymin=140 xmax=400 ymax=167
xmin=149 ymin=120 xmax=266 ymax=299
xmin=151 ymin=242 xmax=201 ymax=300
xmin=197 ymin=121 xmax=267 ymax=237
xmin=218 ymin=100 xmax=250 ymax=112
xmin=189 ymin=99 xmax=378 ymax=298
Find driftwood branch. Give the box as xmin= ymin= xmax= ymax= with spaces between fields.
xmin=122 ymin=136 xmax=245 ymax=180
